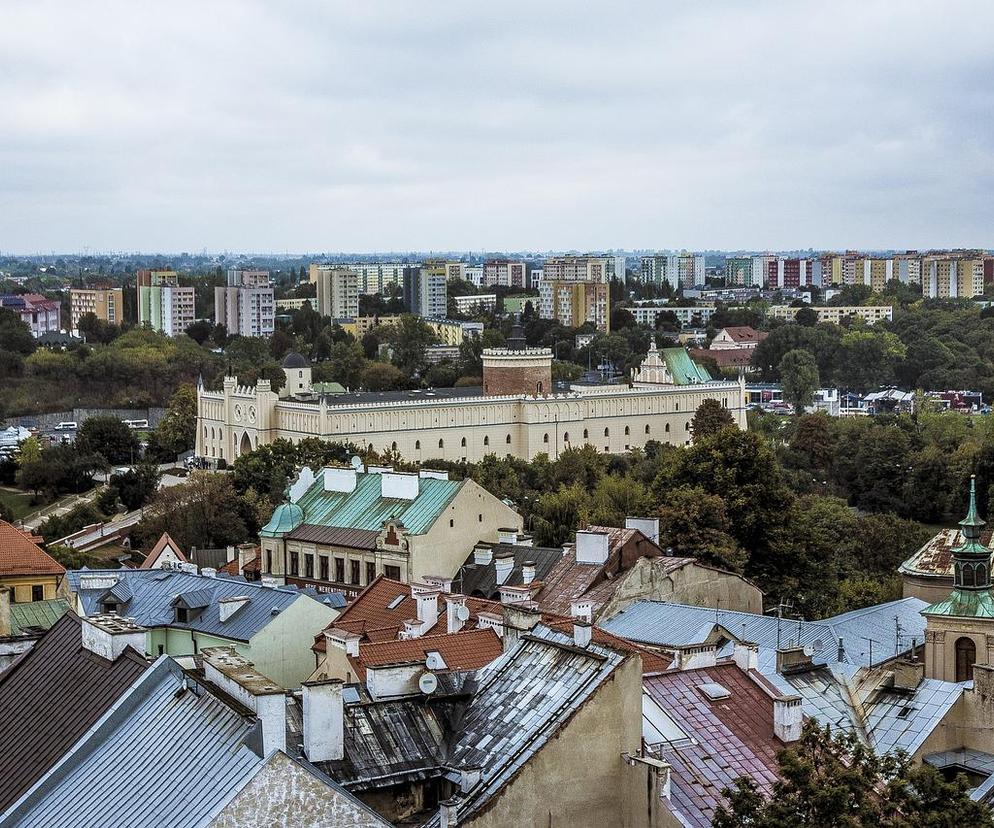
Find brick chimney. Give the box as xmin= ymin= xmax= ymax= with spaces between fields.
xmin=773 ymin=696 xmax=803 ymax=742
xmin=775 ymin=646 xmax=815 ymax=675
xmin=302 ymin=678 xmax=344 ymax=762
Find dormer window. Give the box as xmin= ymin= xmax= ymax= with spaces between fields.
xmin=175 ymin=607 xmax=189 ymax=623
xmin=102 ymin=602 xmax=118 ymax=615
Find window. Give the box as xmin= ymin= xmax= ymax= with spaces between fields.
xmin=158 ymin=644 xmax=164 ymax=656
xmin=675 ymin=402 xmax=680 ymax=411
xmin=484 ymin=436 xmax=490 ymax=446
xmin=385 ymin=565 xmax=401 ymax=580
xmin=304 ymin=554 xmax=314 ymax=579
xmin=175 ymin=607 xmax=189 ymax=623
xmin=604 ymin=428 xmax=609 ymax=437
xmin=450 ymin=518 xmax=454 ymax=527
xmin=350 ymin=561 xmax=361 ymax=585
xmin=415 ymin=440 xmax=421 ymax=450
xmin=266 ymin=550 xmax=273 ymax=573
xmin=335 ymin=558 xmax=345 ymax=583
xmin=685 ymin=422 xmax=690 ymax=431
xmin=563 ymin=432 xmax=570 ymax=442
xmin=583 ymin=429 xmax=588 ymax=439
xmin=103 ymin=601 xmax=118 ymax=614
xmin=624 ymin=426 xmax=630 ymax=436
xmin=391 ymin=441 xmax=397 ymax=451
xmin=290 ymin=552 xmax=299 ymax=576
xmin=956 ymin=636 xmax=977 ymax=682
xmin=461 ymin=437 xmax=467 ymax=447
xmin=438 ymin=439 xmax=444 ymax=449
xmin=366 ymin=562 xmax=377 ymax=584
xmin=645 ymin=424 xmax=650 ymax=434
xmin=665 ymin=423 xmax=670 ymax=433
xmin=543 ymin=433 xmax=549 ymax=443
xmin=319 ymin=555 xmax=329 ymax=581
xmin=478 ymin=513 xmax=483 ymax=522
xmin=506 ymin=434 xmax=512 ymax=444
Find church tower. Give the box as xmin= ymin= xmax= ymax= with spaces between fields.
xmin=923 ymin=476 xmax=994 ymax=682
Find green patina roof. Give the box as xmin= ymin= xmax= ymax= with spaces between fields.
xmin=9 ymin=597 xmax=71 ymax=635
xmin=260 ymin=501 xmax=304 ymax=537
xmin=311 ymin=382 xmax=346 ymax=394
xmin=663 ymin=347 xmax=714 ymax=385
xmin=262 ymin=472 xmax=463 ymax=538
xmin=922 ymin=588 xmax=994 ymax=618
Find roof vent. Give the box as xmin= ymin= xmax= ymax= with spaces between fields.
xmin=696 ymin=682 xmax=731 ymax=701
xmin=387 ymin=594 xmax=405 ymax=610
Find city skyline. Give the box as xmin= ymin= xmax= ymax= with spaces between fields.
xmin=2 ymin=1 xmax=993 ymax=254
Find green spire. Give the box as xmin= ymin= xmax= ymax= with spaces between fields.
xmin=950 ymin=475 xmax=991 ymax=590
xmin=962 ymin=475 xmax=985 ymax=532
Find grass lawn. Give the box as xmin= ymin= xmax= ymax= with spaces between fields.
xmin=0 ymin=488 xmax=42 ymax=521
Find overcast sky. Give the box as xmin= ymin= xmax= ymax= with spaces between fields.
xmin=1 ymin=1 xmax=992 ymax=254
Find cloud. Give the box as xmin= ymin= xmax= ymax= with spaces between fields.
xmin=0 ymin=0 xmax=992 ymax=252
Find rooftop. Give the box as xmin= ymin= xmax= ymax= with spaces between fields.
xmin=0 ymin=519 xmax=66 ymax=577
xmin=900 ymin=527 xmax=993 ymax=579
xmin=347 ymin=628 xmax=503 ymax=681
xmin=7 ymin=597 xmax=71 ymax=636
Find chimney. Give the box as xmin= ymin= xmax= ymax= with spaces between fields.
xmin=225 ymin=545 xmax=236 ymax=563
xmin=773 ymin=696 xmax=803 ymax=742
xmin=733 ymin=642 xmax=759 ymax=672
xmin=0 ymin=587 xmax=10 ymax=637
xmin=439 ymin=798 xmax=460 ymax=828
xmin=575 ymin=530 xmax=610 ymax=565
xmin=302 ymin=678 xmax=344 ymax=762
xmin=473 ymin=545 xmax=493 ymax=566
xmin=625 ymin=516 xmax=660 ymax=546
xmin=476 ymin=611 xmax=505 ymax=639
xmin=237 ymin=543 xmax=257 ymax=575
xmin=891 ymin=657 xmax=925 ymax=692
xmin=201 ymin=567 xmax=217 ymax=578
xmin=412 ymin=587 xmax=439 ymax=634
xmin=446 ymin=595 xmax=469 ymax=634
xmin=201 ymin=647 xmax=285 ymax=756
xmin=423 ymin=575 xmax=453 ymax=594
xmin=459 ymin=766 xmax=482 ymax=793
xmin=324 ymin=627 xmax=360 ymax=657
xmin=324 ymin=466 xmax=357 ymax=493
xmin=776 ymin=646 xmax=815 ymax=675
xmin=973 ymin=663 xmax=994 ymax=705
xmin=521 ymin=561 xmax=536 ymax=584
xmin=570 ymin=599 xmax=593 ymax=623
xmin=218 ymin=595 xmax=250 ymax=623
xmin=81 ymin=615 xmax=147 ymax=660
xmin=419 ymin=469 xmax=449 ymax=480
xmin=573 ymin=621 xmax=592 ymax=648
xmin=675 ymin=644 xmax=717 ymax=671
xmin=497 ymin=527 xmax=518 ymax=545
xmin=381 ymin=471 xmax=419 ymax=500
xmin=494 ymin=554 xmax=514 ymax=585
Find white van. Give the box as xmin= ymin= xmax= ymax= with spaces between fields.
xmin=54 ymin=421 xmax=78 ymax=431
xmin=123 ymin=419 xmax=149 ymax=430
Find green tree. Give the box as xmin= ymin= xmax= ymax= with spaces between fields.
xmin=794 ymin=306 xmax=818 ymax=327
xmin=778 ymin=349 xmax=820 ymax=414
xmin=657 ymin=485 xmax=746 ymax=571
xmin=834 ymin=329 xmax=906 ymax=392
xmin=532 ymin=484 xmax=589 ymax=548
xmin=690 ymin=399 xmax=735 ymax=441
xmin=387 ymin=315 xmax=437 ymax=377
xmin=324 ymin=341 xmax=365 ymax=388
xmin=0 ymin=306 xmax=36 ymax=355
xmin=149 ymin=384 xmax=198 ymax=460
xmin=109 ymin=462 xmax=161 ymax=511
xmin=361 ymin=361 xmax=406 ymax=391
xmin=75 ymin=416 xmax=139 ymax=465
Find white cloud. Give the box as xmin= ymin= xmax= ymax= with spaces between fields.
xmin=0 ymin=0 xmax=992 ymax=252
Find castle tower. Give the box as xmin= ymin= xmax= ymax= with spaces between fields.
xmin=482 ymin=320 xmax=552 ymax=397
xmin=923 ymin=476 xmax=994 ymax=682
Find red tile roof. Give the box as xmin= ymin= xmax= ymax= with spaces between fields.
xmin=0 ymin=519 xmax=66 ymax=578
xmin=544 ymin=618 xmax=672 ymax=672
xmin=138 ymin=532 xmax=187 ymax=569
xmin=718 ymin=326 xmax=768 ymax=344
xmin=690 ymin=347 xmax=755 ymax=368
xmin=348 ymin=628 xmax=503 ymax=681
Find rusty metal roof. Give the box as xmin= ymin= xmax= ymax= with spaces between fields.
xmin=899 ymin=528 xmax=994 ymax=578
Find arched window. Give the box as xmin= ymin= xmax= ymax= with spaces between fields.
xmin=604 ymin=428 xmax=610 ymax=437
xmin=665 ymin=423 xmax=670 ymax=433
xmin=963 ymin=563 xmax=977 ymax=587
xmin=583 ymin=429 xmax=589 ymax=439
xmin=438 ymin=439 xmax=444 ymax=449
xmin=543 ymin=433 xmax=549 ymax=443
xmin=461 ymin=437 xmax=467 ymax=447
xmin=956 ymin=636 xmax=977 ymax=682
xmin=506 ymin=434 xmax=512 ymax=444
xmin=391 ymin=441 xmax=397 ymax=451
xmin=675 ymin=402 xmax=680 ymax=411
xmin=624 ymin=426 xmax=630 ymax=436
xmin=484 ymin=436 xmax=490 ymax=446
xmin=563 ymin=432 xmax=570 ymax=442
xmin=645 ymin=425 xmax=650 ymax=435
xmin=685 ymin=422 xmax=690 ymax=431
xmin=210 ymin=427 xmax=215 ymax=440
xmin=415 ymin=440 xmax=421 ymax=450
xmin=979 ymin=563 xmax=989 ymax=586
xmin=537 ymin=381 xmax=543 ymax=394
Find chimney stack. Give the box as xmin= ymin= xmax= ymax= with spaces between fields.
xmin=473 ymin=545 xmax=493 ymax=566
xmin=494 ymin=554 xmax=514 ymax=585
xmin=575 ymin=530 xmax=610 ymax=565
xmin=570 ymin=599 xmax=593 ymax=623
xmin=302 ymin=678 xmax=344 ymax=762
xmin=81 ymin=615 xmax=147 ymax=661
xmin=573 ymin=621 xmax=592 ymax=649
xmin=625 ymin=516 xmax=660 ymax=546
xmin=497 ymin=528 xmax=518 ymax=545
xmin=521 ymin=561 xmax=536 ymax=584
xmin=773 ymin=696 xmax=803 ymax=742
xmin=412 ymin=586 xmax=440 ymax=635
xmin=776 ymin=646 xmax=815 ymax=675
xmin=446 ymin=595 xmax=469 ymax=634
xmin=325 ymin=627 xmax=361 ymax=657
xmin=732 ymin=642 xmax=759 ymax=672
xmin=439 ymin=798 xmax=460 ymax=828
xmin=0 ymin=587 xmax=10 ymax=637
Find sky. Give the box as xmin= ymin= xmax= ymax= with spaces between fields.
xmin=1 ymin=1 xmax=992 ymax=254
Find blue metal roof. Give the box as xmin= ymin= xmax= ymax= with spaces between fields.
xmin=68 ymin=569 xmax=307 ymax=643
xmin=0 ymin=657 xmax=263 ymax=827
xmin=263 ymin=470 xmax=463 ymax=538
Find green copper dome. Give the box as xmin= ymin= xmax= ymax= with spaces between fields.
xmin=260 ymin=502 xmax=304 ymax=537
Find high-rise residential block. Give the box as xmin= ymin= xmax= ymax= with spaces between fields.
xmin=311 ymin=265 xmax=359 ymax=319
xmin=403 ymin=267 xmax=448 ymax=319
xmin=214 ymin=269 xmax=275 ymax=337
xmin=542 ymin=256 xmax=610 ymax=284
xmin=640 ymin=256 xmax=668 ymax=285
xmin=538 ymin=279 xmax=610 ymax=333
xmin=309 ymin=263 xmax=406 ymax=296
xmin=724 ymin=257 xmax=753 ymax=286
xmin=69 ymin=287 xmax=125 ymax=335
xmin=923 ymin=254 xmax=988 ymax=299
xmin=667 ymin=254 xmax=705 ymax=290
xmin=136 ymin=270 xmax=195 ymax=336
xmin=482 ymin=259 xmax=527 ymax=288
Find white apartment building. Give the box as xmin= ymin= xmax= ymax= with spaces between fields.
xmin=465 ymin=265 xmax=484 ymax=287
xmin=452 ymin=294 xmax=497 ymax=314
xmin=136 ymin=270 xmax=195 ymax=336
xmin=311 ymin=265 xmax=359 ymax=319
xmin=767 ymin=305 xmax=894 ymax=325
xmin=214 ymin=269 xmax=275 ymax=337
xmin=668 ymin=254 xmax=706 ymax=290
xmin=542 ymin=256 xmax=610 ymax=283
xmin=482 ymin=260 xmax=527 ymax=288
xmin=629 ymin=302 xmax=717 ymax=328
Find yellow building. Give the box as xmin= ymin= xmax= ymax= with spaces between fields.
xmin=69 ymin=287 xmax=124 ymax=334
xmin=0 ymin=520 xmax=66 ymax=603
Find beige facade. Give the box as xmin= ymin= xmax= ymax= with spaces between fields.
xmin=768 ymin=304 xmax=894 ymax=325
xmin=69 ymin=287 xmax=124 ymax=333
xmin=923 ymin=615 xmax=994 ymax=684
xmin=310 ymin=264 xmax=359 ymax=318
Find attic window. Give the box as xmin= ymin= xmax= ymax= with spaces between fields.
xmin=897 ymin=705 xmax=916 ymax=719
xmin=696 ymin=682 xmax=731 ymax=701
xmin=102 ymin=602 xmax=118 ymax=614
xmin=175 ymin=607 xmax=189 ymax=623
xmin=387 ymin=595 xmax=405 ymax=610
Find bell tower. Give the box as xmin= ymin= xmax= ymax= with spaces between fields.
xmin=923 ymin=476 xmax=994 ymax=682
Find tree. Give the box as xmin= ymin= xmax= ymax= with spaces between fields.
xmin=386 ymin=316 xmax=437 ymax=377
xmin=74 ymin=416 xmax=139 ymax=465
xmin=532 ymin=484 xmax=588 ymax=548
xmin=325 ymin=341 xmax=366 ymax=388
xmin=714 ymin=721 xmax=994 ymax=828
xmin=109 ymin=462 xmax=161 ymax=511
xmin=779 ymin=349 xmax=820 ymax=414
xmin=184 ymin=319 xmax=213 ymax=346
xmin=361 ymin=361 xmax=406 ymax=391
xmin=0 ymin=307 xmax=36 ymax=355
xmin=657 ymin=485 xmax=746 ymax=571
xmin=690 ymin=399 xmax=735 ymax=441
xmin=794 ymin=306 xmax=818 ymax=327
xmin=149 ymin=384 xmax=197 ymax=460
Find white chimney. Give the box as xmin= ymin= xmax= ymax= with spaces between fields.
xmin=288 ymin=467 xmax=317 ymax=501
xmin=446 ymin=595 xmax=469 ymax=634
xmin=773 ymin=696 xmax=803 ymax=742
xmin=494 ymin=554 xmax=514 ymax=585
xmin=225 ymin=545 xmax=236 ymax=563
xmin=423 ymin=575 xmax=453 ymax=594
xmin=573 ymin=621 xmax=592 ymax=648
xmin=676 ymin=644 xmax=717 ymax=671
xmin=381 ymin=471 xmax=419 ymax=500
xmin=570 ymin=599 xmax=593 ymax=622
xmin=521 ymin=561 xmax=536 ymax=584
xmin=219 ymin=596 xmax=250 ymax=623
xmin=625 ymin=516 xmax=660 ymax=546
xmin=473 ymin=545 xmax=493 ymax=566
xmin=476 ymin=612 xmax=504 ymax=638
xmin=411 ymin=586 xmax=439 ymax=635
xmin=237 ymin=543 xmax=257 ymax=575
xmin=324 ymin=467 xmax=357 ymax=494
xmin=81 ymin=615 xmax=147 ymax=661
xmin=733 ymin=642 xmax=759 ymax=672
xmin=575 ymin=530 xmax=609 ymax=565
xmin=0 ymin=587 xmax=9 ymax=637
xmin=79 ymin=573 xmax=120 ymax=591
xmin=439 ymin=798 xmax=460 ymax=828
xmin=497 ymin=527 xmax=518 ymax=545
xmin=302 ymin=678 xmax=344 ymax=762
xmin=419 ymin=469 xmax=449 ymax=480
xmin=324 ymin=627 xmax=360 ymax=657
xmin=201 ymin=567 xmax=217 ymax=579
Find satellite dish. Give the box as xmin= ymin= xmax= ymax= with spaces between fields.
xmin=803 ymin=644 xmax=814 ymax=657
xmin=456 ymin=605 xmax=471 ymax=622
xmin=419 ymin=672 xmax=438 ymax=695
xmin=812 ymin=639 xmax=824 ymax=653
xmin=350 ymin=455 xmax=363 ymax=470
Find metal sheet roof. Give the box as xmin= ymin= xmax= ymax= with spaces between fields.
xmin=8 ymin=599 xmax=70 ymax=636
xmin=68 ymin=569 xmax=310 ymax=643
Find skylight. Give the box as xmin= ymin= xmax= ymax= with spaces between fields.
xmin=387 ymin=595 xmax=405 ymax=610
xmin=697 ymin=682 xmax=731 ymax=701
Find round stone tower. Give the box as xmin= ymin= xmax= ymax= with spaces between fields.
xmin=482 ymin=321 xmax=553 ymax=397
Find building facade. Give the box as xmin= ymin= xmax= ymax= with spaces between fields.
xmin=0 ymin=293 xmax=61 ymax=337
xmin=69 ymin=287 xmax=124 ymax=334
xmin=214 ymin=269 xmax=275 ymax=337
xmin=136 ymin=270 xmax=196 ymax=336
xmin=538 ymin=279 xmax=610 ymax=332
xmin=482 ymin=259 xmax=527 ymax=288
xmin=403 ymin=267 xmax=447 ymax=319
xmin=767 ymin=304 xmax=894 ymax=325
xmin=311 ymin=265 xmax=359 ymax=319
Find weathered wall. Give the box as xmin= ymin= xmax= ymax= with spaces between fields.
xmin=902 ymin=574 xmax=952 ymax=605
xmin=3 ymin=407 xmax=166 ymax=430
xmin=251 ymin=596 xmax=338 ymax=689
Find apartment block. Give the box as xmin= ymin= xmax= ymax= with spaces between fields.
xmin=542 ymin=256 xmax=610 ymax=284
xmin=768 ymin=304 xmax=894 ymax=325
xmin=640 ymin=256 xmax=667 ymax=285
xmin=668 ymin=253 xmax=705 ymax=290
xmin=629 ymin=302 xmax=716 ymax=328
xmin=136 ymin=270 xmax=195 ymax=336
xmin=214 ymin=269 xmax=275 ymax=338
xmin=923 ymin=255 xmax=988 ymax=299
xmin=724 ymin=257 xmax=753 ymax=286
xmin=69 ymin=287 xmax=124 ymax=335
xmin=403 ymin=267 xmax=447 ymax=319
xmin=311 ymin=265 xmax=359 ymax=319
xmin=313 ymin=263 xmax=407 ymax=296
xmin=482 ymin=259 xmax=527 ymax=288
xmin=538 ymin=279 xmax=610 ymax=332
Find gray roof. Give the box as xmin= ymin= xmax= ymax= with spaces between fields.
xmin=601 ymin=598 xmax=928 ymax=668
xmin=68 ymin=569 xmax=310 ymax=643
xmin=455 ymin=543 xmax=563 ymax=598
xmin=319 ymin=386 xmax=486 ymax=406
xmin=282 ymin=351 xmax=309 ymax=369
xmin=0 ymin=656 xmax=263 ymax=827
